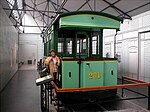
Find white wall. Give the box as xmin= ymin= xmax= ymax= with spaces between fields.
xmin=0 ymin=4 xmax=18 ymax=92
xmin=19 ymin=34 xmax=44 ymax=64
xmin=103 ymin=10 xmax=150 ymax=80
xmin=18 ymin=13 xmax=44 ymax=65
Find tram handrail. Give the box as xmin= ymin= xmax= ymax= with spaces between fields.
xmin=50 ymin=77 xmax=150 ymax=110
xmin=51 ymin=81 xmax=150 ymax=93
xmin=122 ymin=76 xmax=147 ymax=83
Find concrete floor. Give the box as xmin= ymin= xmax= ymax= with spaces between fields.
xmin=19 ymin=64 xmax=37 ymax=70
xmin=0 ymin=65 xmax=41 ymax=112
xmin=0 ymin=64 xmax=150 ymax=112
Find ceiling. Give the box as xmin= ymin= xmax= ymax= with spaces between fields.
xmin=1 ymin=0 xmax=150 ymax=33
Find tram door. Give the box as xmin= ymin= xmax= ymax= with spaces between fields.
xmin=76 ymin=32 xmax=88 ymax=58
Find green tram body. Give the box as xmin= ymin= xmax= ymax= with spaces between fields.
xmin=43 ymin=11 xmax=122 ymax=101
xmin=62 ymin=59 xmax=117 ymax=88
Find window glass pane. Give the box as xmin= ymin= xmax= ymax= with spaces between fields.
xmin=80 ymin=40 xmax=82 ymax=53
xmin=58 ymin=43 xmax=63 ymax=53
xmin=92 ymin=36 xmax=97 ymax=40
xmin=77 ymin=44 xmax=79 ymax=53
xmin=76 ymin=34 xmax=87 ymax=54
xmin=83 ymin=39 xmax=86 ymax=50
xmin=92 ymin=33 xmax=100 ymax=55
xmin=66 ymin=38 xmax=73 ymax=54
xmin=58 ymin=38 xmax=64 ymax=53
xmin=77 ymin=40 xmax=79 ymax=53
xmin=92 ymin=36 xmax=97 ymax=54
xmin=67 ymin=40 xmax=72 ymax=54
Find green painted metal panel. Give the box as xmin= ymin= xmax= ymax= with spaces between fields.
xmin=50 ymin=31 xmax=54 ymax=50
xmin=47 ymin=41 xmax=49 ymax=55
xmin=54 ymin=25 xmax=58 ymax=53
xmin=62 ymin=61 xmax=79 ymax=88
xmin=81 ymin=61 xmax=104 ymax=87
xmin=44 ymin=42 xmax=48 ymax=56
xmin=76 ymin=54 xmax=88 ymax=59
xmin=49 ymin=40 xmax=51 ymax=50
xmin=60 ymin=11 xmax=122 ymax=22
xmin=60 ymin=14 xmax=120 ymax=29
xmin=104 ymin=61 xmax=117 ymax=86
xmin=44 ymin=43 xmax=46 ymax=56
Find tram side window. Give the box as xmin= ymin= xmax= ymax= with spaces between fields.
xmin=58 ymin=30 xmax=75 ymax=56
xmin=58 ymin=38 xmax=64 ymax=53
xmin=58 ymin=38 xmax=73 ymax=55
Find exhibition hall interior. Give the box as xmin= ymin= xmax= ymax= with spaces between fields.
xmin=0 ymin=0 xmax=150 ymax=112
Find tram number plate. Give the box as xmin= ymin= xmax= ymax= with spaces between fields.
xmin=89 ymin=72 xmax=100 ymax=79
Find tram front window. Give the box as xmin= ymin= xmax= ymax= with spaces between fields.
xmin=66 ymin=38 xmax=73 ymax=54
xmin=92 ymin=33 xmax=100 ymax=57
xmin=77 ymin=39 xmax=86 ymax=54
xmin=76 ymin=33 xmax=88 ymax=58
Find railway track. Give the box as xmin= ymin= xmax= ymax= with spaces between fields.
xmin=49 ymin=94 xmax=149 ymax=112
xmin=53 ymin=101 xmax=115 ymax=112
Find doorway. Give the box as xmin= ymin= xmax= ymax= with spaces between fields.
xmin=139 ymin=31 xmax=150 ymax=82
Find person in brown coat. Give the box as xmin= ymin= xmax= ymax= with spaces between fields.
xmin=44 ymin=49 xmax=60 ymax=84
